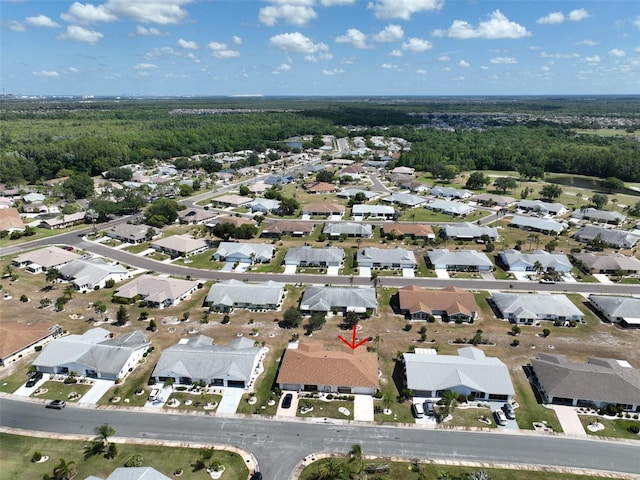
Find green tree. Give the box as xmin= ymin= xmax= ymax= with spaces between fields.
xmin=304 ymin=313 xmax=326 ymax=334
xmin=95 ymin=423 xmax=116 ymax=446
xmin=145 ymin=198 xmax=180 ymax=227
xmin=316 ymin=170 xmax=334 ymax=183
xmin=314 ymin=457 xmax=349 ymax=480
xmin=539 ymin=184 xmax=562 ymax=201
xmin=465 ymin=171 xmax=489 ymax=190
xmin=93 ymin=301 xmax=107 ymax=321
xmin=281 ymin=307 xmax=302 ymax=329
xmin=55 ymin=296 xmax=68 ymax=312
xmin=46 ymin=268 xmax=60 ymax=289
xmin=348 ymin=443 xmax=363 ymax=475
xmin=52 ymin=457 xmax=76 ymax=480
xmin=40 ymin=297 xmax=52 ymax=309
xmin=239 ymin=184 xmax=251 ymax=196
xmin=278 ymin=197 xmax=300 ymax=216
xmin=599 ymin=176 xmax=623 ymax=193
xmin=590 ymin=193 xmax=608 ymax=210
xmin=493 ymin=177 xmax=517 ymax=193
xmin=116 ymin=305 xmax=129 ymax=326
xmin=63 ymin=172 xmax=94 ymax=199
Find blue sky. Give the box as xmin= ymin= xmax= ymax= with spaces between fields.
xmin=1 ymin=1 xmax=638 ymax=96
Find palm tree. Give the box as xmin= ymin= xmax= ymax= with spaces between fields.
xmin=468 ymin=471 xmax=491 ymax=480
xmin=315 ymin=457 xmax=348 ymax=480
xmin=93 ymin=301 xmax=106 ymax=321
xmin=533 ymin=260 xmax=544 ymax=278
xmin=348 ymin=443 xmax=363 ymax=475
xmin=94 ymin=423 xmax=115 ymax=446
xmin=370 ymin=271 xmax=381 ymax=288
xmin=372 ymin=334 xmax=383 ymax=352
xmin=52 ymin=458 xmax=76 ymax=480
xmin=611 ymin=197 xmax=618 ymax=211
xmin=527 ymin=234 xmax=540 ymax=252
xmin=575 ymin=192 xmax=582 ymax=207
xmin=63 ymin=284 xmax=75 ymax=301
xmin=46 ymin=268 xmax=60 ymax=288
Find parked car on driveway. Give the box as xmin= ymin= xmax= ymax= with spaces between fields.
xmin=411 ymin=402 xmax=425 ymax=418
xmin=502 ymin=402 xmax=516 ymax=420
xmin=26 ymin=371 xmax=43 ymax=388
xmin=494 ymin=409 xmax=507 ymax=426
xmin=46 ymin=400 xmax=66 ymax=410
xmin=424 ymin=400 xmax=435 ymax=416
xmin=281 ymin=393 xmax=293 ymax=409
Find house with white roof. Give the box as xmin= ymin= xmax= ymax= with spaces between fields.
xmin=427 ymin=249 xmax=493 ymax=272
xmin=204 ymin=280 xmax=284 ymax=312
xmin=32 ymin=328 xmax=149 ymax=381
xmin=213 ymin=242 xmax=274 ymax=264
xmin=85 ymin=466 xmax=170 ymax=480
xmin=300 ymin=286 xmax=377 ymax=314
xmin=426 ymin=199 xmax=475 ymax=217
xmin=58 ymin=258 xmax=130 ymax=292
xmin=284 ymin=246 xmax=344 ymax=267
xmin=356 ymin=247 xmax=417 ymax=269
xmin=498 ymin=249 xmax=572 ymax=273
xmin=518 ymin=199 xmax=568 ymax=216
xmin=588 ymin=295 xmax=640 ymax=328
xmin=152 ymin=336 xmax=262 ymax=388
xmin=351 ymin=204 xmax=395 ymax=220
xmin=114 ymin=275 xmax=199 ymax=309
xmin=443 ymin=222 xmax=498 ymax=241
xmin=509 ymin=215 xmax=566 ymax=235
xmin=12 ymin=246 xmax=81 ymax=273
xmin=248 ymin=198 xmax=281 ymax=214
xmin=336 ymin=188 xmax=378 ymax=200
xmin=382 ymin=193 xmax=427 ymax=208
xmin=431 ymin=186 xmax=472 ymax=199
xmin=151 ymin=234 xmax=209 ymax=258
xmin=403 ymin=347 xmax=514 ymax=402
xmin=323 ymin=222 xmax=372 ymax=238
xmin=491 ymin=292 xmax=583 ymax=325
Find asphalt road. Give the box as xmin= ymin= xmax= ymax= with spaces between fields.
xmin=1 ymin=398 xmax=638 ymax=479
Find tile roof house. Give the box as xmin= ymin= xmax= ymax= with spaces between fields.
xmin=588 ymin=295 xmax=640 ymax=328
xmin=204 ymin=280 xmax=284 ymax=312
xmin=106 ymin=224 xmax=159 ymax=244
xmin=498 ymin=249 xmax=572 ymax=273
xmin=33 ymin=328 xmax=149 ymax=381
xmin=571 ymin=207 xmax=626 ymax=225
xmin=210 ymin=194 xmax=251 ymax=207
xmin=300 ymin=286 xmax=377 ymax=314
xmin=206 ymin=214 xmax=255 ymax=229
xmin=356 ymin=247 xmax=417 ymax=269
xmin=152 ymin=336 xmax=262 ymax=388
xmin=351 ymin=204 xmax=395 ymax=220
xmin=397 ymin=285 xmax=478 ymax=322
xmin=430 ymin=186 xmax=472 ymax=199
xmin=85 ymin=466 xmax=170 ymax=480
xmin=573 ymin=226 xmax=640 ymax=249
xmin=0 ymin=321 xmax=62 ymax=367
xmin=59 ymin=258 xmax=130 ymax=292
xmin=443 ymin=222 xmax=498 ymax=241
xmin=391 ymin=166 xmax=415 ymax=175
xmin=572 ymin=252 xmax=640 ymax=275
xmin=260 ymin=221 xmax=314 ymax=238
xmin=305 ymin=182 xmax=337 ymax=194
xmin=114 ymin=275 xmax=199 ymax=309
xmin=470 ymin=193 xmax=516 ymax=207
xmin=518 ymin=199 xmax=568 ymax=216
xmin=23 ymin=192 xmax=46 ymax=203
xmin=277 ymin=343 xmax=379 ymax=395
xmin=403 ymin=347 xmax=514 ymax=401
xmin=426 ymin=249 xmax=493 ymax=272
xmin=12 ymin=246 xmax=81 ymax=273
xmin=491 ymin=292 xmax=583 ymax=325
xmin=0 ymin=208 xmax=26 ymax=233
xmin=426 ymin=199 xmax=475 ymax=217
xmin=247 ymin=198 xmax=281 ymax=214
xmin=151 ymin=234 xmax=209 ymax=258
xmin=381 ymin=223 xmax=435 ymax=240
xmin=531 ymin=353 xmax=640 ymax=411
xmin=323 ymin=222 xmax=372 ymax=238
xmin=41 ymin=211 xmax=86 ymax=229
xmin=302 ymin=202 xmax=344 ymax=217
xmin=382 ymin=193 xmax=427 ymax=208
xmin=285 ymin=246 xmax=344 ymax=267
xmin=178 ymin=208 xmax=217 ymax=225
xmin=509 ymin=215 xmax=566 ymax=235
xmin=213 ymin=242 xmax=274 ymax=264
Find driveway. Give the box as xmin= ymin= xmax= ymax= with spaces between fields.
xmin=220 ymin=262 xmax=235 ymax=272
xmin=326 ymin=266 xmax=340 ymax=276
xmin=434 ymin=269 xmax=450 ymax=279
xmin=551 ymin=405 xmax=586 ymax=436
xmin=402 ymin=268 xmax=415 ymax=278
xmin=276 ymin=391 xmax=299 ymax=417
xmin=593 ymin=273 xmax=613 ymax=284
xmin=359 ymin=267 xmax=371 ymax=277
xmin=284 ymin=264 xmax=297 ymax=274
xmin=353 ymin=394 xmax=374 ymax=422
xmin=12 ymin=374 xmax=50 ymax=397
xmin=512 ymin=271 xmax=531 ymax=281
xmin=78 ymin=379 xmax=114 ymax=404
xmin=217 ymin=388 xmax=245 ymax=414
xmin=234 ymin=262 xmax=251 ymax=272
xmin=480 ymin=271 xmax=495 ymax=281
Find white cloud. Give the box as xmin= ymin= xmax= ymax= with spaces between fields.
xmin=381 ymin=63 xmax=397 ymax=69
xmin=389 ymin=49 xmax=403 ymax=57
xmin=59 ymin=25 xmax=103 ymax=44
xmin=178 ymin=38 xmax=198 ymax=49
xmin=4 ymin=20 xmax=25 ymax=32
xmin=369 ymin=0 xmax=443 ymax=21
xmin=458 ymin=60 xmax=470 ymax=68
xmin=269 ymin=32 xmax=329 ymax=56
xmin=62 ymin=0 xmax=191 ymax=25
xmin=67 ymin=67 xmax=78 ymax=73
xmin=134 ymin=25 xmax=166 ymax=36
xmin=322 ymin=68 xmax=345 ymax=75
xmin=232 ymin=35 xmax=242 ymax=45
xmin=272 ymin=63 xmax=291 ymax=74
xmin=609 ymin=48 xmax=625 ymax=57
xmin=584 ymin=55 xmax=601 ymax=64
xmin=416 ymin=68 xmax=427 ymax=75
xmin=259 ymin=4 xmax=317 ymax=26
xmin=144 ymin=46 xmax=180 ymax=60
xmin=207 ymin=42 xmax=240 ymax=59
xmin=335 ymin=28 xmax=369 ymax=49
xmin=480 ymin=65 xmax=489 ymax=70
xmin=635 ymin=16 xmax=640 ymax=29
xmin=61 ymin=2 xmax=117 ymax=23
xmin=33 ymin=70 xmax=60 ymax=78
xmin=537 ymin=12 xmax=564 ymax=25
xmin=433 ymin=10 xmax=531 ymax=39
xmin=537 ymin=8 xmax=590 ymax=25
xmin=490 ymin=56 xmax=517 ymax=64
xmin=539 ymin=52 xmax=580 ymax=59
xmin=373 ymin=24 xmax=404 ymax=43
xmin=402 ymin=37 xmax=432 ymax=52
xmin=26 ymin=15 xmax=60 ymax=28
xmin=438 ymin=55 xmax=450 ymax=62
xmin=134 ymin=63 xmax=158 ymax=70
xmin=577 ymin=39 xmax=598 ymax=46
xmin=321 ymin=0 xmax=355 ymax=5
xmin=568 ymin=9 xmax=590 ymax=22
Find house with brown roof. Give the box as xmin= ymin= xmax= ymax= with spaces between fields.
xmin=210 ymin=194 xmax=251 ymax=207
xmin=277 ymin=343 xmax=379 ymax=395
xmin=302 ymin=202 xmax=344 ymax=217
xmin=114 ymin=275 xmax=199 ymax=309
xmin=151 ymin=234 xmax=209 ymax=258
xmin=572 ymin=252 xmax=640 ymax=275
xmin=0 ymin=321 xmax=63 ymax=367
xmin=41 ymin=211 xmax=86 ymax=229
xmin=178 ymin=208 xmax=217 ymax=225
xmin=260 ymin=221 xmax=315 ymax=238
xmin=305 ymin=182 xmax=337 ymax=194
xmin=12 ymin=246 xmax=81 ymax=273
xmin=397 ymin=285 xmax=479 ymax=322
xmin=206 ymin=214 xmax=255 ymax=229
xmin=0 ymin=208 xmax=25 ymax=233
xmin=381 ymin=223 xmax=435 ymax=240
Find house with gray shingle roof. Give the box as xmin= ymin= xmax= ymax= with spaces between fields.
xmin=573 ymin=226 xmax=640 ymax=249
xmin=572 ymin=252 xmax=640 ymax=275
xmin=518 ymin=199 xmax=568 ymax=216
xmin=357 ymin=247 xmax=417 ymax=269
xmin=152 ymin=336 xmax=262 ymax=388
xmin=403 ymin=347 xmax=514 ymax=402
xmin=383 ymin=193 xmax=427 ymax=208
xmin=300 ymin=286 xmax=377 ymax=314
xmin=284 ymin=246 xmax=344 ymax=267
xmin=41 ymin=211 xmax=86 ymax=229
xmin=426 ymin=249 xmax=493 ymax=272
xmin=106 ymin=224 xmax=159 ymax=244
xmin=323 ymin=222 xmax=372 ymax=238
xmin=204 ymin=280 xmax=284 ymax=312
xmin=248 ymin=198 xmax=281 ymax=214
xmin=588 ymin=295 xmax=640 ymax=328
xmin=178 ymin=208 xmax=217 ymax=225
xmin=336 ymin=188 xmax=378 ymax=200
xmin=431 ymin=186 xmax=472 ymax=199
xmin=351 ymin=204 xmax=395 ymax=220
xmin=426 ymin=199 xmax=475 ymax=217
xmin=260 ymin=221 xmax=314 ymax=238
xmin=32 ymin=328 xmax=149 ymax=381
xmin=531 ymin=353 xmax=640 ymax=411
xmin=443 ymin=222 xmax=498 ymax=241
xmin=491 ymin=292 xmax=583 ymax=325
xmin=571 ymin=207 xmax=626 ymax=225
xmin=498 ymin=249 xmax=572 ymax=273
xmin=509 ymin=215 xmax=566 ymax=235
xmin=59 ymin=258 xmax=130 ymax=292
xmin=213 ymin=242 xmax=274 ymax=263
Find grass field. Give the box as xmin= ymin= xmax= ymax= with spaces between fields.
xmin=579 ymin=415 xmax=640 ymax=440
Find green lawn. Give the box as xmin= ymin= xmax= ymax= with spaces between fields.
xmin=30 ymin=380 xmax=92 ymax=403
xmin=580 ymin=415 xmax=640 ymax=440
xmin=444 ymin=405 xmax=497 ymax=429
xmin=399 ymin=208 xmax=488 ymax=223
xmin=0 ymin=432 xmax=249 ymax=480
xmin=236 ymin=348 xmax=282 ymax=415
xmin=174 ymin=250 xmax=223 ymax=270
xmin=251 ymin=248 xmax=285 ymax=273
xmin=512 ymin=374 xmax=562 ymax=433
xmin=296 ymin=398 xmax=354 ymax=420
xmin=0 ymin=366 xmax=32 ymax=394
xmin=122 ymin=242 xmax=152 ymax=254
xmin=163 ymin=391 xmax=223 ymax=413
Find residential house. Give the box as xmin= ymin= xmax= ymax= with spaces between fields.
xmin=491 ymin=292 xmax=584 ymax=325
xmin=305 ymin=182 xmax=337 ymax=194
xmin=403 ymin=347 xmax=514 ymax=402
xmin=58 ymin=258 xmax=130 ymax=292
xmin=531 ymin=353 xmax=640 ymax=412
xmin=302 ymin=202 xmax=344 ymax=217
xmin=22 ymin=201 xmax=48 ymax=213
xmin=426 ymin=199 xmax=475 ymax=217
xmin=248 ymin=198 xmax=281 ymax=214
xmin=571 ymin=208 xmax=626 ymax=225
xmin=206 ymin=214 xmax=255 ymax=229
xmin=381 ymin=223 xmax=435 ymax=240
xmin=213 ymin=242 xmax=274 ymax=264
xmin=498 ymin=249 xmax=572 ymax=273
xmin=443 ymin=222 xmax=498 ymax=241
xmin=210 ymin=194 xmax=251 ymax=208
xmin=0 ymin=321 xmax=62 ymax=367
xmin=284 ymin=246 xmax=344 ymax=267
xmin=40 ymin=211 xmax=86 ymax=229
xmin=178 ymin=208 xmax=217 ymax=225
xmin=260 ymin=221 xmax=314 ymax=238
xmin=518 ymin=199 xmax=568 ymax=216
xmin=85 ymin=466 xmax=171 ymax=480
xmin=114 ymin=275 xmax=199 ymax=308
xmin=382 ymin=193 xmax=427 ymax=208
xmin=106 ymin=224 xmax=159 ymax=244
xmin=204 ymin=280 xmax=285 ymax=312
xmin=32 ymin=328 xmax=149 ymax=381
xmin=338 ymin=166 xmax=363 ymax=180
xmin=509 ymin=215 xmax=566 ymax=235
xmin=248 ymin=182 xmax=270 ymax=194
xmin=397 ymin=285 xmax=478 ymax=322
xmin=470 ymin=193 xmax=516 ymax=207
xmin=300 ymin=286 xmax=377 ymax=314
xmin=323 ymin=222 xmax=373 ymax=238
xmin=0 ymin=208 xmax=25 ymax=233
xmin=152 ymin=336 xmax=262 ymax=388
xmin=426 ymin=249 xmax=493 ymax=272
xmin=356 ymin=247 xmax=417 ymax=269
xmin=573 ymin=226 xmax=640 ymax=249
xmin=0 ymin=197 xmax=13 ymax=209
xmin=264 ymin=175 xmax=293 ymax=185
xmin=398 ymin=180 xmax=430 ymax=193
xmin=23 ymin=192 xmax=46 ymax=203
xmin=588 ymin=295 xmax=640 ymax=328
xmin=336 ymin=188 xmax=378 ymax=200
xmin=391 ymin=166 xmax=415 ymax=175
xmin=277 ymin=343 xmax=379 ymax=395
xmin=151 ymin=234 xmax=209 ymax=258
xmin=430 ymin=187 xmax=472 ymax=199
xmin=572 ymin=252 xmax=640 ymax=275
xmin=12 ymin=246 xmax=81 ymax=273
xmin=351 ymin=204 xmax=395 ymax=220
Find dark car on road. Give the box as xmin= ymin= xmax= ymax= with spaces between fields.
xmin=250 ymin=472 xmax=263 ymax=480
xmin=281 ymin=393 xmax=293 ymax=409
xmin=26 ymin=371 xmax=43 ymax=388
xmin=46 ymin=400 xmax=66 ymax=410
xmin=503 ymin=402 xmax=516 ymax=420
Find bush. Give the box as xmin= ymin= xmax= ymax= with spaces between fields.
xmin=105 ymin=279 xmax=115 ymax=288
xmin=125 ymin=454 xmax=144 ymax=467
xmin=221 ymin=315 xmax=230 ymax=324
xmin=20 ymin=294 xmax=28 ymax=302
xmin=31 ymin=451 xmax=42 ymax=462
xmin=402 ymin=324 xmax=412 ymax=332
xmin=511 ymin=339 xmax=520 ymax=347
xmin=628 ymin=425 xmax=639 ymax=434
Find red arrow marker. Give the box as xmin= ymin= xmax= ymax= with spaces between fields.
xmin=338 ymin=324 xmax=370 ymax=350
